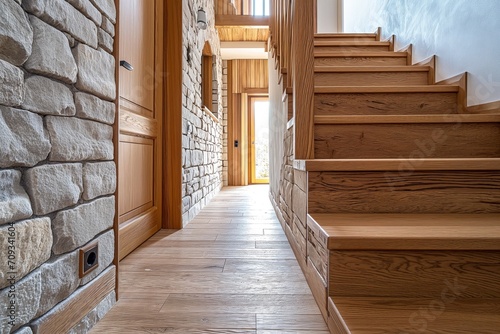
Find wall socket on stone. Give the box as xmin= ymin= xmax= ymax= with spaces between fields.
xmin=79 ymin=242 xmax=99 ymax=278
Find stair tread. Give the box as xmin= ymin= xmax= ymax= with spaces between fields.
xmin=332 ymin=297 xmax=500 ymax=333
xmin=314 ymin=33 xmax=377 ymax=38
xmin=332 ymin=297 xmax=500 ymax=334
xmin=315 ymin=65 xmax=429 ymax=72
xmin=315 ymin=51 xmax=407 ymax=57
xmin=315 ymin=41 xmax=390 ymax=46
xmin=314 ymin=113 xmax=500 ymax=124
xmin=308 ymin=213 xmax=500 ymax=250
xmin=294 ymin=158 xmax=500 ymax=171
xmin=315 ymin=85 xmax=459 ymax=93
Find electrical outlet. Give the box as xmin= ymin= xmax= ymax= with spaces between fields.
xmin=79 ymin=242 xmax=99 ymax=278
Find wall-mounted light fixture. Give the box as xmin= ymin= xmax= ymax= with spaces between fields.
xmin=197 ymin=7 xmax=207 ymax=30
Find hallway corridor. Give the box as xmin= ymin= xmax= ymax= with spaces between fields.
xmin=91 ymin=186 xmax=328 ymax=333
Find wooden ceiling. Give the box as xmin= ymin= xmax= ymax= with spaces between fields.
xmin=217 ymin=26 xmax=269 ymax=42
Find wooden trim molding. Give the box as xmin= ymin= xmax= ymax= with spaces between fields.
xmin=164 ymin=0 xmax=183 ymax=229
xmin=468 ymin=100 xmax=500 ymax=114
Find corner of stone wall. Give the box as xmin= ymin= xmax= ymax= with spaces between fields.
xmin=181 ymin=1 xmax=224 ymax=225
xmin=0 ymin=0 xmax=117 ymax=332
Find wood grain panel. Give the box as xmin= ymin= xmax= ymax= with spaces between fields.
xmin=119 ymin=208 xmax=160 ymax=260
xmin=119 ymin=109 xmax=157 ymax=137
xmin=314 ymin=123 xmax=500 ymax=159
xmin=119 ymin=0 xmax=155 ymax=111
xmin=218 ymin=27 xmax=269 ymax=42
xmin=216 ymin=15 xmax=269 ymax=26
xmin=334 ymin=297 xmax=500 ymax=334
xmin=314 ymin=54 xmax=408 ymax=67
xmin=308 ymin=171 xmax=500 ymax=213
xmin=215 ymin=0 xmax=237 ymax=15
xmin=232 ymin=59 xmax=269 ymax=93
xmin=314 ymin=70 xmax=429 ymax=86
xmin=36 ymin=267 xmax=115 ymax=334
xmin=304 ymin=259 xmax=328 ymax=320
xmin=314 ymin=92 xmax=459 ymax=115
xmin=118 ymin=135 xmax=154 ymax=221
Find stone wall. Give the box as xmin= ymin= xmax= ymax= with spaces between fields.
xmin=181 ymin=0 xmax=224 ymax=225
xmin=0 ymin=0 xmax=116 ymax=333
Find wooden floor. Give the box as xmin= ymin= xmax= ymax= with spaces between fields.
xmin=91 ymin=185 xmax=329 ymax=334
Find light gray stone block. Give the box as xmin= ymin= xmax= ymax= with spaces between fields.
xmin=24 ymin=16 xmax=78 ymax=84
xmin=22 ymin=75 xmax=76 ymax=116
xmin=101 ymin=16 xmax=114 ymax=37
xmin=51 ymin=196 xmax=115 ymax=254
xmin=22 ymin=0 xmax=98 ymax=48
xmin=82 ymin=161 xmax=116 ymax=200
xmin=35 ymin=251 xmax=79 ymax=317
xmin=66 ymin=0 xmax=102 ymax=25
xmin=90 ymin=0 xmax=116 ymax=23
xmin=0 ymin=170 xmax=32 ymax=225
xmin=80 ymin=229 xmax=114 ymax=285
xmin=0 ymin=59 xmax=24 ymax=107
xmin=97 ymin=27 xmax=113 ymax=53
xmin=75 ymin=91 xmax=115 ymax=125
xmin=31 ymin=266 xmax=115 ymax=334
xmin=0 ymin=270 xmax=42 ymax=333
xmin=0 ymin=218 xmax=51 ymax=290
xmin=46 ymin=116 xmax=113 ymax=162
xmin=73 ymin=44 xmax=115 ymax=101
xmin=0 ymin=0 xmax=33 ymax=65
xmin=25 ymin=163 xmax=83 ymax=215
xmin=0 ymin=106 xmax=51 ymax=167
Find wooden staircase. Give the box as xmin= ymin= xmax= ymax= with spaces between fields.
xmin=276 ymin=30 xmax=500 ymax=333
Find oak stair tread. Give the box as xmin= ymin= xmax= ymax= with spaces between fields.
xmin=314 ymin=41 xmax=391 ymax=46
xmin=307 ymin=213 xmax=500 ymax=250
xmin=294 ymin=158 xmax=500 ymax=171
xmin=314 ymin=85 xmax=459 ymax=93
xmin=315 ymin=66 xmax=429 ymax=72
xmin=314 ymin=33 xmax=377 ymax=38
xmin=332 ymin=297 xmax=500 ymax=334
xmin=313 ymin=113 xmax=500 ymax=124
xmin=314 ymin=51 xmax=407 ymax=58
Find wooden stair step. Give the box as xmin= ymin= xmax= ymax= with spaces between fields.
xmin=314 ymin=66 xmax=430 ymax=86
xmin=294 ymin=158 xmax=500 ymax=171
xmin=314 ymin=52 xmax=408 ymax=66
xmin=314 ymin=119 xmax=500 ymax=159
xmin=315 ymin=41 xmax=391 ymax=52
xmin=307 ymin=168 xmax=500 ymax=214
xmin=330 ymin=297 xmax=500 ymax=334
xmin=307 ymin=213 xmax=500 ymax=250
xmin=314 ymin=85 xmax=462 ymax=115
xmin=314 ymin=33 xmax=377 ymax=41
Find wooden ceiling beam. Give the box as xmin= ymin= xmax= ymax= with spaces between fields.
xmin=215 ymin=15 xmax=269 ymax=27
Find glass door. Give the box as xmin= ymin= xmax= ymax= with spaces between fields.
xmin=249 ymin=97 xmax=270 ymax=184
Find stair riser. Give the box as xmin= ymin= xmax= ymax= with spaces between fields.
xmin=315 ymin=56 xmax=407 ymax=67
xmin=314 ymin=71 xmax=429 ymax=86
xmin=314 ymin=123 xmax=500 ymax=159
xmin=308 ymin=171 xmax=500 ymax=214
xmin=315 ymin=45 xmax=390 ymax=52
xmin=329 ymin=250 xmax=500 ymax=298
xmin=315 ymin=92 xmax=459 ymax=115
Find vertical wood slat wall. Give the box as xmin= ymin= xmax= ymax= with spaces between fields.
xmin=270 ymin=0 xmax=315 ymax=159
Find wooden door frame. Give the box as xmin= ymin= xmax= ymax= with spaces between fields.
xmin=248 ymin=95 xmax=270 ymax=184
xmin=164 ymin=0 xmax=183 ymax=229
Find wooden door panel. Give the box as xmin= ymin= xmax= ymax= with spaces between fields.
xmin=118 ymin=135 xmax=154 ymax=223
xmin=118 ymin=0 xmax=162 ymax=260
xmin=119 ymin=0 xmax=155 ymax=111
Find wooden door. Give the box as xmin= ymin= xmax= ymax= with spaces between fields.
xmin=118 ymin=0 xmax=163 ymax=260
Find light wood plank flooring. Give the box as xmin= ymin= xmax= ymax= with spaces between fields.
xmin=91 ymin=185 xmax=329 ymax=334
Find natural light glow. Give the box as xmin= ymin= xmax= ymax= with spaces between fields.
xmin=253 ymin=0 xmax=270 ymax=16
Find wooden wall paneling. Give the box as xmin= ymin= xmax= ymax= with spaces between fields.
xmin=165 ymin=0 xmax=183 ymax=228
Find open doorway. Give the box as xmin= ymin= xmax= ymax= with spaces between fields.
xmin=249 ymin=96 xmax=270 ymax=184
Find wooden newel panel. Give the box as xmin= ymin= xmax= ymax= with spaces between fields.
xmin=292 ymin=0 xmax=315 ymax=159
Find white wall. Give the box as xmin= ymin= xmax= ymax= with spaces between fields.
xmin=344 ymin=0 xmax=500 ymax=106
xmin=317 ymin=0 xmax=339 ymax=33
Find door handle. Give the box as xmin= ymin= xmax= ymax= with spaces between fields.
xmin=120 ymin=60 xmax=134 ymax=71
